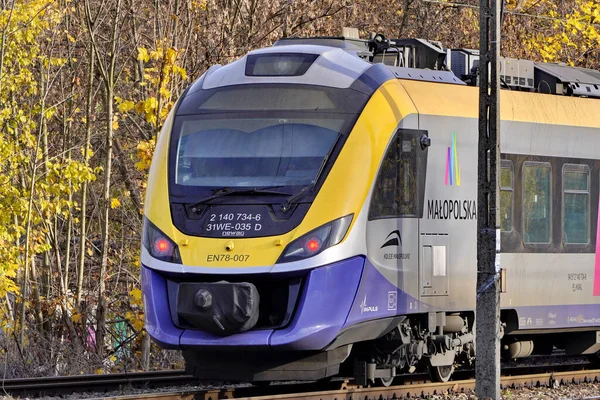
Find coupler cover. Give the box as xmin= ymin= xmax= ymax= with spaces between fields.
xmin=177 ymin=281 xmax=260 ymax=336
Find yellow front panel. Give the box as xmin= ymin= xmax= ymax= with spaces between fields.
xmin=144 ymin=80 xmax=417 ymax=268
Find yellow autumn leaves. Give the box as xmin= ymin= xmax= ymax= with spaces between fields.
xmin=524 ymin=0 xmax=599 ymax=65
xmin=0 ymin=0 xmax=96 ymax=319
xmin=126 ymin=288 xmax=144 ymax=332
xmin=135 ymin=139 xmax=156 ymax=172
xmin=116 ymin=41 xmax=187 ymax=128
xmin=114 ymin=41 xmax=188 ymax=174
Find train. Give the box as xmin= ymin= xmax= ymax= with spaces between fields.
xmin=140 ymin=29 xmax=600 ymax=385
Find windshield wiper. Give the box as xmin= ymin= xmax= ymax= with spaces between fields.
xmin=189 ymin=186 xmax=291 ymax=211
xmin=280 ymin=133 xmax=342 ymax=212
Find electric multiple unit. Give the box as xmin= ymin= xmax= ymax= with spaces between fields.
xmin=141 ymin=32 xmax=600 ymax=385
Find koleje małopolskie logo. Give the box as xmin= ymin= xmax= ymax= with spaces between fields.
xmin=381 ymin=230 xmax=402 ymax=249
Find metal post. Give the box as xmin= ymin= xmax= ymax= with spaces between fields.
xmin=476 ymin=0 xmax=501 ymax=398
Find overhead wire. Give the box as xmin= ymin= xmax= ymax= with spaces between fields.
xmin=420 ymin=0 xmax=600 ymax=28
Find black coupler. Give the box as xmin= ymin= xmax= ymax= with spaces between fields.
xmin=177 ymin=281 xmax=260 ymax=336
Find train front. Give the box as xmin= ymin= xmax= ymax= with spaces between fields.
xmin=141 ymin=44 xmax=396 ymax=382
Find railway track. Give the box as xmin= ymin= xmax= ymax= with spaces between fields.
xmin=100 ymin=369 xmax=600 ymax=400
xmin=2 ymin=359 xmax=597 ymax=399
xmin=0 ymin=369 xmax=195 ymax=398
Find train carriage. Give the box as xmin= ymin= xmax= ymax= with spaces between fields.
xmin=141 ymin=31 xmax=600 ymax=385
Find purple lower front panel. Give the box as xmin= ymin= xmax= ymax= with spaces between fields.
xmin=269 ymin=256 xmax=365 ymax=350
xmin=180 ymin=325 xmax=273 ymax=349
xmin=344 ymin=260 xmax=434 ymax=328
xmin=141 ymin=266 xmax=184 ymax=349
xmin=142 ymin=256 xmax=365 ymax=351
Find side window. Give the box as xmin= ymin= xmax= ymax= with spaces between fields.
xmin=562 ymin=164 xmax=590 ymax=244
xmin=500 ymin=160 xmax=514 ymax=232
xmin=522 ymin=162 xmax=551 ymax=244
xmin=369 ymin=129 xmax=429 ymax=219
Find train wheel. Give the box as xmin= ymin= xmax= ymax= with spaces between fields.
xmin=428 ymin=364 xmax=454 ymax=382
xmin=379 ymin=376 xmax=395 ymax=387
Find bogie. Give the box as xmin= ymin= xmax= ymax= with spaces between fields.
xmin=352 ymin=315 xmax=473 ymax=384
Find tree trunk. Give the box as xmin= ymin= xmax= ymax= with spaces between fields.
xmin=77 ymin=48 xmax=95 ymax=307
xmin=42 ymin=116 xmax=52 ymax=301
xmin=114 ymin=138 xmax=143 ymax=214
xmin=0 ymin=0 xmax=15 ymax=95
xmin=141 ymin=332 xmax=151 ymax=370
xmin=30 ymin=255 xmax=44 ymax=332
xmin=85 ymin=0 xmax=123 ymax=361
xmin=96 ymin=82 xmax=114 ymax=358
xmin=19 ymin=61 xmax=47 ymax=344
xmin=64 ymin=90 xmax=74 ymax=291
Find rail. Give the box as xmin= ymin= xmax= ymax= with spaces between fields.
xmin=0 ymin=369 xmax=194 ymax=398
xmin=2 ymin=358 xmax=598 ymax=399
xmin=99 ymin=369 xmax=600 ymax=400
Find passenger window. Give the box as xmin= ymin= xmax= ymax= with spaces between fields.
xmin=500 ymin=160 xmax=513 ymax=232
xmin=562 ymin=164 xmax=590 ymax=244
xmin=522 ymin=162 xmax=551 ymax=244
xmin=369 ymin=129 xmax=429 ymax=220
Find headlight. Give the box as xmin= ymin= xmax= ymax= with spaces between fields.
xmin=142 ymin=218 xmax=182 ymax=263
xmin=277 ymin=214 xmax=353 ymax=263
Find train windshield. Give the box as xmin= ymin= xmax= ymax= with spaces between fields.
xmin=170 ymin=84 xmax=368 ymax=195
xmin=175 ymin=117 xmax=341 ymax=188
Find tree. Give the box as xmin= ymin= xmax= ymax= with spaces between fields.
xmin=522 ymin=0 xmax=599 ymax=67
xmin=84 ymin=0 xmax=128 ymax=358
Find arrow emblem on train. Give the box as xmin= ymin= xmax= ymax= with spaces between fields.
xmin=381 ymin=230 xmax=402 ymax=248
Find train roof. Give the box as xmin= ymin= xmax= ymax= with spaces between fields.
xmin=200 ymin=45 xmax=372 ymax=90
xmin=269 ymin=32 xmax=600 ymax=129
xmin=274 ymin=30 xmax=600 ymax=100
xmin=194 ymin=42 xmax=464 ymax=94
xmin=185 ymin=29 xmax=600 ymax=130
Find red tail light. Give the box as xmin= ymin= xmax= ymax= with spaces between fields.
xmin=143 ymin=218 xmax=182 ymax=263
xmin=306 ymin=238 xmax=321 ymax=252
xmin=154 ymin=239 xmax=171 ymax=254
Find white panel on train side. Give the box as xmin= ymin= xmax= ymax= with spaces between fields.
xmin=500 ymin=119 xmax=600 ymax=311
xmin=500 ymin=253 xmax=597 ymax=308
xmin=418 ymin=115 xmax=479 ymax=312
xmin=502 ymin=121 xmax=600 ymax=159
xmin=365 ymin=114 xmax=421 ymax=304
xmin=416 ymin=113 xmax=600 ymax=314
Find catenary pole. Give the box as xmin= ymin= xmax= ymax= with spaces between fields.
xmin=476 ymin=0 xmax=501 ymax=397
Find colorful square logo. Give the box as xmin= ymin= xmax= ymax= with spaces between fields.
xmin=445 ymin=132 xmax=461 ymax=186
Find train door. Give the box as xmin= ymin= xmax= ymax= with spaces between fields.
xmin=417 ymin=126 xmax=452 ymax=299
xmin=366 ymin=128 xmax=430 ymax=312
